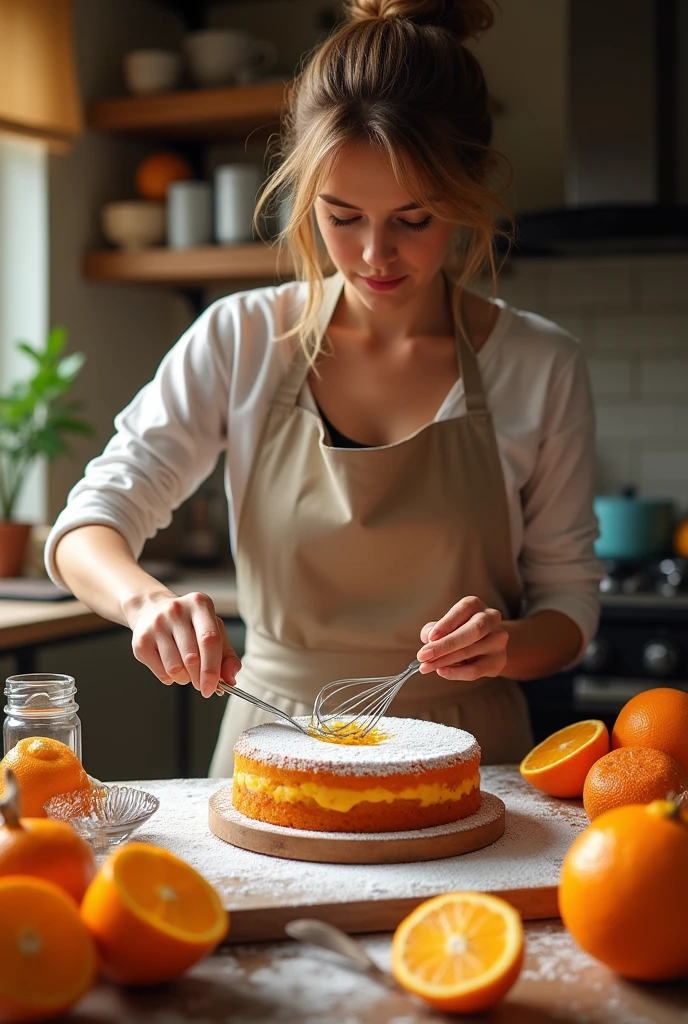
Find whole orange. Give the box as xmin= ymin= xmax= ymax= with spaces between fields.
xmin=0 ymin=875 xmax=97 ymax=1022
xmin=612 ymin=687 xmax=688 ymax=773
xmin=80 ymin=841 xmax=228 ymax=985
xmin=0 ymin=737 xmax=90 ymax=818
xmin=583 ymin=746 xmax=688 ymax=820
xmin=559 ymin=796 xmax=688 ymax=980
xmin=673 ymin=517 xmax=688 ymax=558
xmin=135 ymin=151 xmax=194 ymax=200
xmin=0 ymin=769 xmax=96 ymax=904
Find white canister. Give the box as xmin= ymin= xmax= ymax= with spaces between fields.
xmin=214 ymin=165 xmax=264 ymax=244
xmin=167 ymin=181 xmax=213 ymax=249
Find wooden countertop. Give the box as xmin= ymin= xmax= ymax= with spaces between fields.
xmin=0 ymin=571 xmax=240 ymax=650
xmin=63 ymin=921 xmax=688 ymax=1022
xmin=67 ymin=774 xmax=686 ymax=1020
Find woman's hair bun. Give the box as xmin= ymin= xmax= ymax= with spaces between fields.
xmin=346 ymin=0 xmax=495 ymax=41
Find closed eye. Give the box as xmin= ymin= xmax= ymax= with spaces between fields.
xmin=328 ymin=213 xmax=361 ymax=227
xmin=328 ymin=214 xmax=433 ymax=231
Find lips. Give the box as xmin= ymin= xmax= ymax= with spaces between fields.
xmin=362 ymin=275 xmax=407 ymax=291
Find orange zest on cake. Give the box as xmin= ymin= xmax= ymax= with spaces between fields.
xmin=308 ymin=720 xmax=389 ymax=745
xmin=232 ymin=717 xmax=481 ymax=833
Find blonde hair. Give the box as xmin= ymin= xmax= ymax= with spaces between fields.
xmin=255 ymin=0 xmax=510 ymax=363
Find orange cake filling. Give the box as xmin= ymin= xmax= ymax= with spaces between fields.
xmin=232 ymin=717 xmax=481 ymax=833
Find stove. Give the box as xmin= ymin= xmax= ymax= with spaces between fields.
xmin=520 ymin=558 xmax=688 ymax=743
xmin=599 ymin=557 xmax=688 ymax=600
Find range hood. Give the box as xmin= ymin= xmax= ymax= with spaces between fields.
xmin=510 ymin=0 xmax=688 ymax=256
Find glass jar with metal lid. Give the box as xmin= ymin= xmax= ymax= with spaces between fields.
xmin=3 ymin=673 xmax=82 ymax=760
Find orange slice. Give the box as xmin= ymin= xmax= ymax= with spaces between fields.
xmin=391 ymin=892 xmax=524 ymax=1013
xmin=0 ymin=875 xmax=97 ymax=1021
xmin=519 ymin=720 xmax=609 ymax=797
xmin=80 ymin=841 xmax=228 ymax=985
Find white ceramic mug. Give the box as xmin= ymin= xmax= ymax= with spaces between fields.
xmin=123 ymin=49 xmax=181 ymax=95
xmin=184 ymin=29 xmax=278 ymax=87
xmin=167 ymin=182 xmax=213 ymax=249
xmin=214 ymin=165 xmax=264 ymax=243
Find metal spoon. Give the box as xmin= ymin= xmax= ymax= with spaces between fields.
xmin=284 ymin=918 xmax=399 ymax=991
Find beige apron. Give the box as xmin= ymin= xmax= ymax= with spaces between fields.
xmin=209 ymin=272 xmax=533 ymax=776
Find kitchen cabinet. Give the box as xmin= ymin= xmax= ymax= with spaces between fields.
xmin=34 ymin=630 xmax=178 ymax=781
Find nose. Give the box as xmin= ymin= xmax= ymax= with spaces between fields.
xmin=362 ymin=225 xmax=398 ymax=271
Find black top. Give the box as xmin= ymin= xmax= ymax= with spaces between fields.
xmin=316 ymin=403 xmax=370 ymax=449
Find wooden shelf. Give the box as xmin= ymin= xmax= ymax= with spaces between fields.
xmin=83 ymin=244 xmax=297 ymax=286
xmin=86 ymin=80 xmax=288 ymax=140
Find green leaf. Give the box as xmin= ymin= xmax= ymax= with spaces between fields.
xmin=47 ymin=416 xmax=93 ymax=436
xmin=47 ymin=327 xmax=67 ymax=358
xmin=0 ymin=329 xmax=94 ymax=512
xmin=30 ymin=431 xmax=66 ymax=458
xmin=16 ymin=342 xmax=43 ymax=364
xmin=56 ymin=353 xmax=85 ymax=381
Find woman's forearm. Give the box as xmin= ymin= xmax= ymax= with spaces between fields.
xmin=502 ymin=610 xmax=584 ymax=681
xmin=54 ymin=525 xmax=176 ymax=626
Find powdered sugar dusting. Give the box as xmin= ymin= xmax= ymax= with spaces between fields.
xmin=124 ymin=767 xmax=588 ymax=914
xmin=213 ymin=782 xmax=501 ymax=841
xmin=234 ymin=716 xmax=479 ymax=775
xmin=132 ymin=923 xmax=674 ymax=1023
xmin=517 ymin=922 xmax=667 ymax=1024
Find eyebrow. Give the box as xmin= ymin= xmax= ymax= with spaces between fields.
xmin=317 ymin=193 xmax=422 ymax=212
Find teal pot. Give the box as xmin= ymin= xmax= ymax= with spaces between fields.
xmin=594 ymin=495 xmax=675 ymax=560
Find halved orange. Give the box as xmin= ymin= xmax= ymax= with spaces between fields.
xmin=0 ymin=875 xmax=97 ymax=1022
xmin=391 ymin=892 xmax=524 ymax=1013
xmin=80 ymin=841 xmax=228 ymax=985
xmin=519 ymin=720 xmax=609 ymax=797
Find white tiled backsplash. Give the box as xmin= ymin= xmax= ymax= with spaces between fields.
xmin=494 ymin=255 xmax=688 ymax=513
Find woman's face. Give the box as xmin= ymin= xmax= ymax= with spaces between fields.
xmin=314 ymin=141 xmax=455 ymax=311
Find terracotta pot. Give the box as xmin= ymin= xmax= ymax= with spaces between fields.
xmin=0 ymin=521 xmax=31 ymax=577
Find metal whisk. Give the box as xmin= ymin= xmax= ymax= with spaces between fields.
xmin=312 ymin=659 xmax=421 ymax=739
xmin=215 ymin=680 xmax=311 ymax=735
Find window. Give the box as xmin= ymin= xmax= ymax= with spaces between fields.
xmin=0 ymin=134 xmax=48 ymax=522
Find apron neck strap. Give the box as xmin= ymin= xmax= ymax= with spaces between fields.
xmin=444 ymin=272 xmax=488 ymax=416
xmin=274 ymin=273 xmax=345 ymax=408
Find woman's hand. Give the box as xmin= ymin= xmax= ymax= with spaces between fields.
xmin=123 ymin=589 xmax=242 ymax=698
xmin=416 ymin=596 xmax=508 ymax=680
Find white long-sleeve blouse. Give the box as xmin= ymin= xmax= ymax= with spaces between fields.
xmin=45 ymin=274 xmax=602 ymax=662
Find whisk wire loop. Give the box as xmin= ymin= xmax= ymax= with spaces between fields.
xmin=215 ymin=660 xmax=421 ymax=741
xmin=313 ymin=660 xmax=421 ymax=738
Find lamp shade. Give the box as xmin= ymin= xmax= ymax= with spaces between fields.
xmin=0 ymin=0 xmax=82 ymax=149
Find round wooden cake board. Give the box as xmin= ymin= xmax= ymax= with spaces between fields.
xmin=208 ymin=782 xmax=505 ymax=864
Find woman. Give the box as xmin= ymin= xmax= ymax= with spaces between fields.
xmin=46 ymin=0 xmax=601 ymax=774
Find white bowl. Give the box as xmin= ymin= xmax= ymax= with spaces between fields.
xmin=124 ymin=49 xmax=181 ymax=95
xmin=184 ymin=29 xmax=252 ymax=88
xmin=101 ymin=201 xmax=166 ymax=249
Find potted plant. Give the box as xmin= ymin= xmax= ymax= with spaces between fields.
xmin=0 ymin=327 xmax=92 ymax=577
